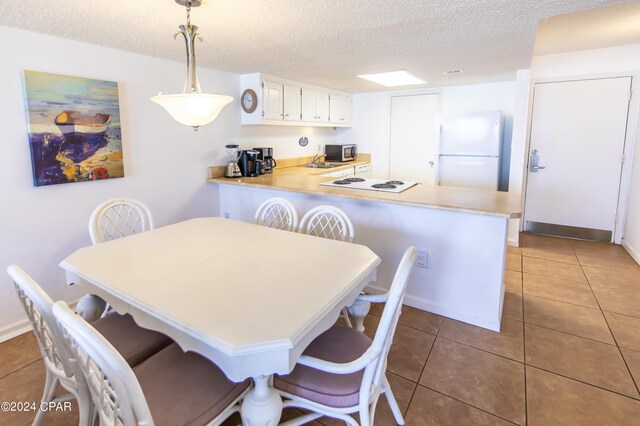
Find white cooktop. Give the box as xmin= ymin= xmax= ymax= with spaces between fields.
xmin=320 ymin=178 xmax=417 ymax=193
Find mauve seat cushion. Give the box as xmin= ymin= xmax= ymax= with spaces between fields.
xmin=274 ymin=325 xmax=372 ymax=408
xmin=93 ymin=313 xmax=172 ymax=366
xmin=134 ymin=343 xmax=250 ymax=426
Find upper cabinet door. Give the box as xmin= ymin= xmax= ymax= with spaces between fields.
xmin=263 ymin=80 xmax=284 ymax=120
xmin=301 ymin=88 xmax=317 ymax=121
xmin=316 ymin=90 xmax=330 ymax=122
xmin=330 ymin=94 xmax=351 ymax=124
xmin=283 ymin=84 xmax=301 ymax=122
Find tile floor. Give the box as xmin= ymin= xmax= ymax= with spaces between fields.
xmin=1 ymin=233 xmax=640 ymax=425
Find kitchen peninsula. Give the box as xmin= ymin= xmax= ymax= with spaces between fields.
xmin=209 ymin=159 xmax=521 ymax=332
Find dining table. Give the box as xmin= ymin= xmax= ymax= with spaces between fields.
xmin=59 ymin=217 xmax=381 ymax=425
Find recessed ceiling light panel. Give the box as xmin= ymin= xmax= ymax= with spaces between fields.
xmin=357 ymin=70 xmax=426 ymax=87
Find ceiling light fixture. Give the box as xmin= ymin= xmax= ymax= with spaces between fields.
xmin=444 ymin=68 xmax=465 ymax=75
xmin=357 ymin=70 xmax=426 ymax=87
xmin=151 ymin=0 xmax=233 ymax=131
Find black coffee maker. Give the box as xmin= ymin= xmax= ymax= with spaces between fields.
xmin=238 ymin=150 xmax=262 ymax=177
xmin=253 ymin=147 xmax=276 ymax=174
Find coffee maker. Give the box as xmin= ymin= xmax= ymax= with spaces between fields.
xmin=253 ymin=147 xmax=277 ymax=174
xmin=238 ymin=150 xmax=262 ymax=177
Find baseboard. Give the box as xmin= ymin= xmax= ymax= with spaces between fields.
xmin=0 ymin=319 xmax=33 ymax=343
xmin=0 ymin=297 xmax=81 ymax=344
xmin=622 ymin=240 xmax=640 ymax=266
xmin=507 ymin=237 xmax=519 ymax=247
xmin=365 ymin=283 xmax=501 ymax=332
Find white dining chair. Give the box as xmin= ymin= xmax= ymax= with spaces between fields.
xmin=298 ymin=205 xmax=355 ymax=243
xmin=274 ymin=246 xmax=417 ymax=426
xmin=52 ymin=300 xmax=251 ymax=426
xmin=298 ymin=205 xmax=356 ymax=326
xmin=89 ymin=197 xmax=154 ymax=245
xmin=84 ymin=197 xmax=154 ymax=320
xmin=7 ymin=265 xmax=172 ymax=426
xmin=254 ymin=197 xmax=299 ymax=231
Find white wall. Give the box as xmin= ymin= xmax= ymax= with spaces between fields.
xmin=340 ymin=81 xmax=517 ymax=190
xmin=0 ymin=26 xmax=341 ymax=338
xmin=528 ymin=44 xmax=640 ymax=256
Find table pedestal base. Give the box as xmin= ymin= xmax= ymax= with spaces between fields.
xmin=241 ymin=375 xmax=283 ymax=425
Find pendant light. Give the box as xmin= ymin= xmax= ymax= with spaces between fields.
xmin=151 ymin=0 xmax=233 ymax=131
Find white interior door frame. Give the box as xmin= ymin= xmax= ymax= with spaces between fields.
xmin=521 ymin=72 xmax=640 ymax=244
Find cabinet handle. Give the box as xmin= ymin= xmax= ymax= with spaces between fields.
xmin=280 ymin=113 xmax=284 ymax=117
xmin=285 ymin=114 xmax=290 ymax=117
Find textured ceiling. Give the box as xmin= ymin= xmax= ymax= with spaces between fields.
xmin=535 ymin=2 xmax=640 ymax=55
xmin=0 ymin=0 xmax=636 ymax=92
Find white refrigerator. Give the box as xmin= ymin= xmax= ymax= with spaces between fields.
xmin=438 ymin=110 xmax=502 ymax=190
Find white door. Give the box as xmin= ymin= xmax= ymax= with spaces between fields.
xmin=263 ymin=80 xmax=283 ymax=120
xmin=389 ymin=94 xmax=439 ymax=184
xmin=283 ymin=84 xmax=301 ymax=122
xmin=524 ymin=77 xmax=631 ymax=242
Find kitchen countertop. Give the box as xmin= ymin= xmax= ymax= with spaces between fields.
xmin=209 ymin=161 xmax=522 ymax=218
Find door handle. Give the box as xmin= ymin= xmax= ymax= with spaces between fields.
xmin=529 ymin=149 xmax=546 ymax=172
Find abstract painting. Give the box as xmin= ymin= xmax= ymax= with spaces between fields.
xmin=22 ymin=70 xmax=124 ymax=186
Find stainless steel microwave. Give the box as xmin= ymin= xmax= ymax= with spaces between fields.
xmin=325 ymin=144 xmax=357 ymax=162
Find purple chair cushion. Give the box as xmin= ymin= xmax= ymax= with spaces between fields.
xmin=134 ymin=343 xmax=250 ymax=426
xmin=93 ymin=313 xmax=172 ymax=367
xmin=274 ymin=324 xmax=372 ymax=408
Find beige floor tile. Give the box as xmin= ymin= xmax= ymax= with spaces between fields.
xmin=583 ymin=265 xmax=640 ymax=293
xmin=522 ymin=257 xmax=587 ymax=283
xmin=521 ymin=233 xmax=572 ymax=249
xmin=404 ymin=386 xmax=513 ymax=426
xmin=605 ymin=312 xmax=640 ymax=352
xmin=525 ymin=324 xmax=638 ymax=398
xmin=526 ymin=366 xmax=640 ymax=425
xmin=365 ymin=317 xmax=435 ymax=382
xmin=370 ymin=303 xmax=444 ymax=335
xmin=0 ymin=333 xmax=41 ymax=379
xmin=523 ymin=273 xmax=598 ymax=308
xmin=398 ymin=305 xmax=444 ymax=335
xmin=620 ymin=348 xmax=640 ymax=393
xmin=439 ymin=318 xmax=524 ymax=362
xmin=420 ymin=338 xmax=525 ymax=425
xmin=502 ymin=291 xmax=523 ymax=322
xmin=505 ymin=253 xmax=522 ymax=272
xmin=504 ymin=269 xmax=522 ymax=293
xmin=0 ymin=360 xmax=79 ymax=426
xmin=507 ymin=245 xmax=521 ymax=255
xmin=523 ymin=295 xmax=614 ymax=344
xmin=592 ymin=286 xmax=640 ymax=318
xmin=575 ymin=250 xmax=640 ymax=271
xmin=521 ymin=245 xmax=578 ymax=264
xmin=570 ymin=239 xmax=629 ymax=255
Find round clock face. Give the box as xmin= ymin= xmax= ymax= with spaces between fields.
xmin=241 ymin=89 xmax=257 ymax=113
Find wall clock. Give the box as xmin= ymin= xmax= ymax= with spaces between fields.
xmin=241 ymin=89 xmax=257 ymax=113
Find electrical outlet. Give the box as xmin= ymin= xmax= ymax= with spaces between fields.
xmin=416 ymin=249 xmax=428 ymax=268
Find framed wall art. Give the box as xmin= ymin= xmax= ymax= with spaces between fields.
xmin=22 ymin=70 xmax=124 ymax=186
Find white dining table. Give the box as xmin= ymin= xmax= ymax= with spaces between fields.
xmin=59 ymin=217 xmax=380 ymax=425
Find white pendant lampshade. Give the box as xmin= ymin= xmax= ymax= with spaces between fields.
xmin=152 ymin=0 xmax=233 ymax=131
xmin=151 ymin=93 xmax=233 ymax=128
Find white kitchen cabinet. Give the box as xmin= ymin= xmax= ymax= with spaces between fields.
xmin=330 ymin=94 xmax=352 ymax=124
xmin=302 ymin=88 xmax=330 ymax=122
xmin=241 ymin=73 xmax=351 ymax=127
xmin=354 ymin=163 xmax=372 ymax=178
xmin=283 ymin=84 xmax=302 ymax=122
xmin=262 ymin=80 xmax=284 ymax=120
xmin=320 ymin=167 xmax=354 ymax=178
